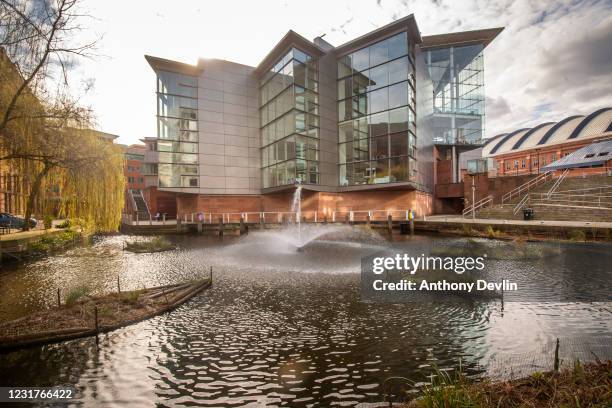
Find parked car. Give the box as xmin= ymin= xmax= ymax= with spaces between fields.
xmin=0 ymin=213 xmax=37 ymax=229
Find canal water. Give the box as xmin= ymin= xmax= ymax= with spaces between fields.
xmin=0 ymin=229 xmax=610 ymax=406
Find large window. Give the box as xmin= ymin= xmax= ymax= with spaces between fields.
xmin=260 ymin=48 xmax=320 ymax=188
xmin=426 ymin=44 xmax=485 ymax=144
xmin=337 ymin=32 xmax=417 ymax=186
xmin=156 ymin=70 xmax=199 ymax=188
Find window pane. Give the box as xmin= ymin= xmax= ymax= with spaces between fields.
xmin=370 ymin=135 xmax=389 ymax=160
xmin=390 ymin=157 xmax=408 ymax=182
xmin=388 ymin=82 xmax=408 ymax=109
xmin=389 ymin=57 xmax=409 ymax=84
xmin=369 ymin=111 xmax=388 ymax=137
xmin=338 ymin=77 xmax=352 ymax=100
xmin=373 ymin=159 xmax=390 ymax=184
xmin=369 ymin=87 xmax=388 ymax=113
xmin=352 ymin=48 xmax=369 ymax=71
xmin=369 ymin=40 xmax=388 ymax=67
xmin=389 ymin=107 xmax=409 ymax=133
xmin=339 ymin=121 xmax=353 ymax=143
xmin=368 ymin=63 xmax=388 ymax=91
xmin=353 ymin=71 xmax=369 ymax=95
xmin=338 ymin=55 xmax=352 ymax=78
xmin=390 ymin=132 xmax=408 ymax=157
xmin=388 ymin=32 xmax=408 ymax=60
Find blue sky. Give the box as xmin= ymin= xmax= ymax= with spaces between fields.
xmin=70 ymin=0 xmax=612 ymax=145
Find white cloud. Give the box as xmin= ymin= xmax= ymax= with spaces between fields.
xmin=71 ymin=0 xmax=612 ymax=144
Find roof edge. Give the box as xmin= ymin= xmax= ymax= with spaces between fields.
xmin=145 ymin=55 xmax=203 ymax=76
xmin=254 ymin=30 xmax=326 ymax=77
xmin=420 ymin=27 xmax=504 ymax=50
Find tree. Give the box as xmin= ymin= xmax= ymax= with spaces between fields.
xmin=0 ymin=0 xmax=124 ymax=232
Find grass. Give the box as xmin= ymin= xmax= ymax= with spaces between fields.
xmin=124 ymin=237 xmax=175 ymax=253
xmin=65 ymin=285 xmax=91 ymax=306
xmin=28 ymin=229 xmax=80 ymax=253
xmin=404 ymin=361 xmax=611 ymax=408
xmin=121 ymin=289 xmax=144 ymax=304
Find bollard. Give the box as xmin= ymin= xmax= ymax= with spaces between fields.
xmin=57 ymin=288 xmax=61 ymax=307
xmin=218 ymin=217 xmax=224 ymax=236
xmin=387 ymin=214 xmax=393 ymax=235
xmin=240 ymin=217 xmax=247 ymax=235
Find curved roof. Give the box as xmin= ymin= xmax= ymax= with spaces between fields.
xmin=484 ymin=108 xmax=612 ymax=157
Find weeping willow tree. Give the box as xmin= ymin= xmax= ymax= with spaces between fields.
xmin=0 ymin=0 xmax=124 ymax=232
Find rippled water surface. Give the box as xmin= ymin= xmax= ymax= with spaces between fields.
xmin=0 ymin=229 xmax=610 ymax=406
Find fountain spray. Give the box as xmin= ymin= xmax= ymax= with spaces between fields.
xmin=291 ymin=180 xmax=303 ymax=249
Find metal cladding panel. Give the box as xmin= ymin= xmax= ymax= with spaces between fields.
xmin=511 ymin=122 xmax=554 ymax=151
xmin=492 ymin=128 xmax=530 ymax=155
xmin=415 ymin=47 xmax=434 ymax=192
xmin=481 ymin=134 xmax=507 ymax=156
xmin=516 ymin=123 xmax=555 ymax=151
xmin=544 ymin=116 xmax=584 ymax=144
xmin=573 ymin=108 xmax=612 ymax=140
xmin=541 ymin=139 xmax=612 ymax=171
xmin=489 ymin=128 xmax=530 ymax=155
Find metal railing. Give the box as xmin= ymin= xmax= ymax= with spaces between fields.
xmin=181 ymin=209 xmax=418 ymax=224
xmin=501 ymin=171 xmax=552 ymax=204
xmin=546 ymin=169 xmax=568 ymax=198
xmin=513 ymin=194 xmax=530 ymax=215
xmin=462 ymin=195 xmax=493 ymax=217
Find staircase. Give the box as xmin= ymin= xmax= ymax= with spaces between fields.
xmin=476 ymin=174 xmax=612 ymax=222
xmin=129 ymin=189 xmax=150 ymax=221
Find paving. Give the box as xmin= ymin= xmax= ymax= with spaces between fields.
xmin=421 ymin=215 xmax=612 ymax=229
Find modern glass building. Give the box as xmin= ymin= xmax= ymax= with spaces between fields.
xmin=145 ymin=15 xmax=503 ymax=216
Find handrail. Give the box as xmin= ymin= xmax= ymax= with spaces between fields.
xmin=553 ymin=185 xmax=612 ymax=194
xmin=501 ymin=171 xmax=552 ymax=204
xmin=546 ymin=169 xmax=569 ymax=198
xmin=462 ymin=195 xmax=493 ymax=217
xmin=513 ymin=194 xmax=530 ymax=215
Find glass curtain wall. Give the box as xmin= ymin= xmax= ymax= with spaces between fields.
xmin=337 ymin=32 xmax=417 ymax=186
xmin=156 ymin=71 xmax=199 ymax=188
xmin=426 ymin=44 xmax=484 ymax=144
xmin=260 ymin=48 xmax=319 ymax=188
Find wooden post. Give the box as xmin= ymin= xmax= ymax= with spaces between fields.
xmin=366 ymin=214 xmax=371 ymax=227
xmin=324 ymin=215 xmax=328 ymax=224
xmin=162 ymin=213 xmax=166 ymax=225
xmin=218 ymin=217 xmax=224 ymax=236
xmin=210 ymin=265 xmax=213 ymax=283
xmin=94 ymin=306 xmax=99 ymax=345
xmin=345 ymin=213 xmax=350 ymax=224
xmin=197 ymin=219 xmax=203 ymax=233
xmin=554 ymin=338 xmax=560 ymax=372
xmin=176 ymin=216 xmax=182 ymax=232
xmin=57 ymin=288 xmax=61 ymax=307
xmin=117 ymin=276 xmax=121 ymax=293
xmin=387 ymin=214 xmax=393 ymax=235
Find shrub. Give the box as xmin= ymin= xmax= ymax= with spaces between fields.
xmin=486 ymin=225 xmax=497 ymax=239
xmin=43 ymin=215 xmax=53 ymax=230
xmin=65 ymin=285 xmax=91 ymax=306
xmin=56 ymin=219 xmax=70 ymax=229
xmin=568 ymin=229 xmax=586 ymax=242
xmin=125 ymin=237 xmax=174 ymax=253
xmin=122 ymin=289 xmax=143 ymax=304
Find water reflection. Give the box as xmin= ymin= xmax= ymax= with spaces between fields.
xmin=0 ymin=231 xmax=610 ymax=406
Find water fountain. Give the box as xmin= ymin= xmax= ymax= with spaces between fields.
xmin=290 ymin=183 xmax=303 ymax=249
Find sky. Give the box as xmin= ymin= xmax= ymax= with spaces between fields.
xmin=69 ymin=0 xmax=612 ymax=145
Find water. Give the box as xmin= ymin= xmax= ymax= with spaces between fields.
xmin=0 ymin=231 xmax=610 ymax=406
xmin=290 ymin=184 xmax=302 ymax=246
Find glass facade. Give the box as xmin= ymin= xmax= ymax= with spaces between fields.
xmin=426 ymin=44 xmax=485 ymax=144
xmin=260 ymin=48 xmax=320 ymax=188
xmin=156 ymin=70 xmax=199 ymax=188
xmin=337 ymin=32 xmax=417 ymax=186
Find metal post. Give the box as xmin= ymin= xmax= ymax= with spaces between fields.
xmin=472 ymin=176 xmax=476 ymax=220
